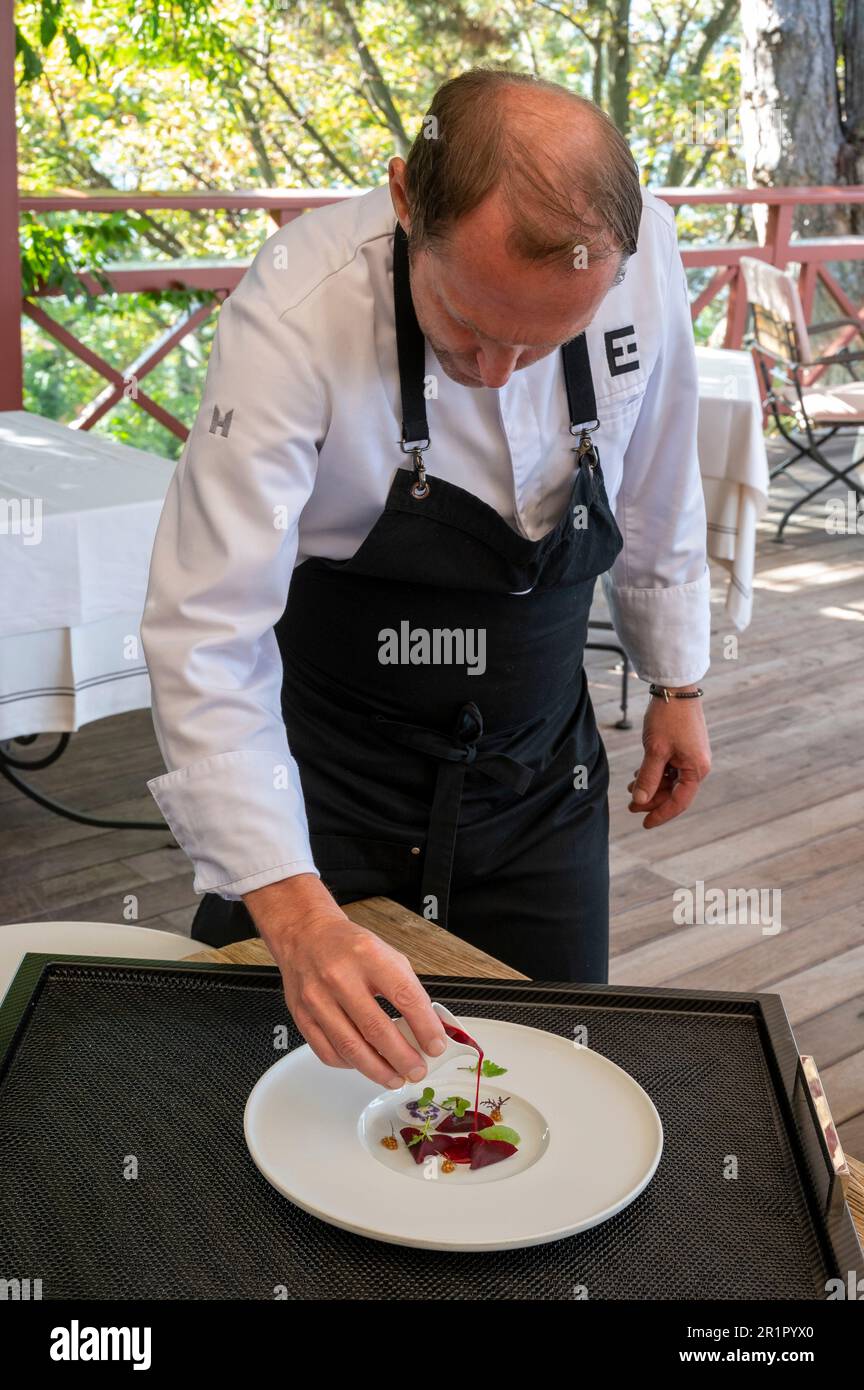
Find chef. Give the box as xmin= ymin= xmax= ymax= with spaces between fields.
xmin=142 ymin=69 xmax=711 ymax=1089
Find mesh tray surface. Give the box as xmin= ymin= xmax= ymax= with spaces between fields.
xmin=0 ymin=962 xmax=837 ymax=1300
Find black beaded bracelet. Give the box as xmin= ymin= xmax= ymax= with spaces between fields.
xmin=648 ymin=683 xmax=704 ymax=702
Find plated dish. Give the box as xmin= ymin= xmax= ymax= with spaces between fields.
xmin=245 ymin=1009 xmax=663 ymax=1251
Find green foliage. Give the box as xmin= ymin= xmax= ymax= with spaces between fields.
xmin=16 ymin=1 xmax=95 ymax=83
xmin=20 ymin=210 xmax=150 ymax=299
xmin=14 ymin=0 xmax=747 ymax=449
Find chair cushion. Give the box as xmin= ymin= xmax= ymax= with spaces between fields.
xmin=777 ymin=380 xmax=864 ymax=423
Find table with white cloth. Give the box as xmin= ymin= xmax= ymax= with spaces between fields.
xmin=0 ymin=411 xmax=175 ymax=743
xmin=695 ymin=347 xmax=771 ymax=630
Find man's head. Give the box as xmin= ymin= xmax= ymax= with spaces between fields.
xmin=389 ymin=68 xmax=642 ymax=389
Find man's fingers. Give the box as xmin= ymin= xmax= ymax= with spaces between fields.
xmin=338 ymin=978 xmax=441 ymax=1082
xmin=631 ymin=747 xmax=669 ymax=806
xmin=375 ymin=957 xmax=448 ymax=1062
xmin=304 ymin=993 xmax=407 ymax=1089
xmin=293 ymin=1010 xmax=351 ymax=1069
xmin=627 ymin=770 xmax=674 ymax=813
xmin=642 ymin=775 xmax=700 ymax=827
xmin=628 ymin=787 xmax=670 ymax=813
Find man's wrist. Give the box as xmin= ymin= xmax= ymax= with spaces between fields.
xmin=647 ymin=681 xmax=705 ymax=703
xmin=243 ymin=872 xmax=342 ymax=944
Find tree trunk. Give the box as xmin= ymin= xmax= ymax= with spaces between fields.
xmin=740 ymin=0 xmax=845 ymax=240
xmin=606 ymin=0 xmax=631 ymax=136
xmin=840 ymin=0 xmax=864 ymax=225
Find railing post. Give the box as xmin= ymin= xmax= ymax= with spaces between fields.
xmin=765 ymin=202 xmax=794 ymax=267
xmin=797 ymin=261 xmax=819 ymax=324
xmin=0 ymin=0 xmax=23 ymax=410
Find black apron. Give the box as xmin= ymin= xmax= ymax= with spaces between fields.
xmin=192 ymin=223 xmax=624 ymax=980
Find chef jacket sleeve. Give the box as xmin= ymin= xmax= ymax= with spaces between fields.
xmin=141 ymin=256 xmax=326 ymax=900
xmin=601 ymin=233 xmax=711 ymax=687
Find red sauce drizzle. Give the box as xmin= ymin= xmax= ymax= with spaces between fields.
xmin=441 ymin=1021 xmax=483 ymax=1131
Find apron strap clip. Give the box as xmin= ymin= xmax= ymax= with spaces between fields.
xmin=572 ymin=421 xmax=600 ymax=474
xmin=404 ymin=444 xmax=430 ymax=499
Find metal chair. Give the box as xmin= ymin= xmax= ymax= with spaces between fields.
xmin=739 ymin=256 xmax=864 ymax=540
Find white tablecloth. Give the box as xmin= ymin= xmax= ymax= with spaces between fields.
xmin=0 ymin=412 xmax=174 ymax=741
xmin=696 ymin=347 xmax=770 ymax=629
xmin=0 ymin=612 xmax=152 ymax=741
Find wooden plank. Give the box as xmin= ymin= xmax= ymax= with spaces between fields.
xmin=0 ymin=827 xmax=177 ymax=883
xmin=610 ymin=825 xmax=864 ymax=956
xmin=769 ymin=945 xmax=864 ymax=1027
xmin=794 ymin=996 xmax=864 ymax=1072
xmin=117 ymin=846 xmax=191 ymax=882
xmin=184 ymin=896 xmax=528 ymax=981
xmin=14 ymin=875 xmax=200 ymax=928
xmin=0 ymin=732 xmax=167 ymax=808
xmin=650 ymin=788 xmax=864 ymax=884
xmin=157 ymin=905 xmax=201 ymax=934
xmin=817 ymin=1051 xmax=864 ymax=1125
xmin=614 ymin=902 xmax=864 ymax=992
xmin=848 ymin=1157 xmax=864 ymax=1242
xmin=609 ymin=714 xmax=864 ymax=854
xmin=840 ymin=1116 xmax=864 ymax=1164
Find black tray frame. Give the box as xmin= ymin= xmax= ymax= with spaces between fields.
xmin=0 ymin=952 xmax=861 ymax=1287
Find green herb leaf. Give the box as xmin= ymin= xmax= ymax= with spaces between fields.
xmin=442 ymin=1095 xmax=470 ymax=1118
xmin=458 ymin=1058 xmax=508 ymax=1078
xmin=476 ymin=1125 xmax=521 ymax=1146
xmin=417 ymin=1087 xmax=435 ymax=1107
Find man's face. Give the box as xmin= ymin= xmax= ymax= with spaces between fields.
xmin=404 ymin=191 xmax=622 ymax=390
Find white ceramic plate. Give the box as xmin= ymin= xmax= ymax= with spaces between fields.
xmin=0 ymin=922 xmax=209 ymax=1004
xmin=245 ymin=1016 xmax=663 ymax=1251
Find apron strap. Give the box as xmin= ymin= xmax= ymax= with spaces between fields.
xmin=393 ymin=220 xmax=598 ymax=447
xmin=375 ymin=701 xmax=534 ymax=930
xmin=394 ymin=222 xmax=431 ymax=448
xmin=561 ymin=332 xmax=598 ymax=432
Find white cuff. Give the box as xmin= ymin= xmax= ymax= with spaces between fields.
xmin=602 ymin=567 xmax=711 ymax=687
xmin=147 ymin=748 xmax=319 ymax=900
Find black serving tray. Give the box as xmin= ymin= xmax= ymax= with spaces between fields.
xmin=0 ymin=954 xmax=860 ymax=1300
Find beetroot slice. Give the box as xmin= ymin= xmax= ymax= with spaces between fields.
xmin=436 ymin=1109 xmax=494 ymax=1134
xmin=399 ymin=1127 xmax=451 ymax=1165
xmin=468 ymin=1133 xmax=518 ymax=1170
xmin=440 ymin=1136 xmax=472 ymax=1164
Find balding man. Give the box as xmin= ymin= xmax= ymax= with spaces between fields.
xmin=142 ymin=69 xmax=711 ymax=1089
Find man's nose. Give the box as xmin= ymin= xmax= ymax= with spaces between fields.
xmin=475 ymin=345 xmax=520 ymax=388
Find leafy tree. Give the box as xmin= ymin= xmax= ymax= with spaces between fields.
xmin=13 ymin=1 xmax=758 ymax=451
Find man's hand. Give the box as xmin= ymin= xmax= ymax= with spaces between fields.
xmin=243 ymin=874 xmax=447 ymax=1088
xmin=627 ymin=687 xmax=711 ymax=828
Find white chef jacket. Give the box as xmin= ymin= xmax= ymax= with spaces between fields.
xmin=141 ymin=182 xmax=710 ymax=901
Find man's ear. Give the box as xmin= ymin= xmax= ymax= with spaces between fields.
xmin=388 ymin=157 xmax=411 ymax=237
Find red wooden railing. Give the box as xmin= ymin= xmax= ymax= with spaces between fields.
xmin=4 ymin=185 xmax=864 ymax=436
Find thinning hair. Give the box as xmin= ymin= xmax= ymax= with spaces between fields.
xmin=404 ymin=68 xmax=642 ymax=281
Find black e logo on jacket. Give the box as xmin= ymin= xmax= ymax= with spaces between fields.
xmin=605 ymin=326 xmax=640 ymax=377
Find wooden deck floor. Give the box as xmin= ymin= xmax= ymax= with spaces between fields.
xmin=1 ymin=443 xmax=862 ymax=1153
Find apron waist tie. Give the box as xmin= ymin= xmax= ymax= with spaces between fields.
xmin=374 ymin=701 xmax=534 ymax=930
